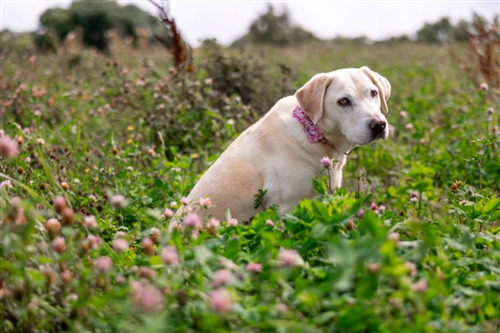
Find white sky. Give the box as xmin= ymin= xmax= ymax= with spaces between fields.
xmin=1 ymin=1 xmax=499 ymax=45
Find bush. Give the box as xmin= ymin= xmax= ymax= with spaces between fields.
xmin=198 ymin=40 xmax=296 ymax=111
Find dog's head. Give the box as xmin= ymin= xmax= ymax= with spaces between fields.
xmin=295 ymin=67 xmax=391 ymax=146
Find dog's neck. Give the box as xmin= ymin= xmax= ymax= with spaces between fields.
xmin=293 ymin=106 xmax=354 ymax=156
xmin=292 ymin=106 xmax=337 ymax=150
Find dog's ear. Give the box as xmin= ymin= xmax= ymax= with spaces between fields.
xmin=361 ymin=66 xmax=391 ymax=113
xmin=295 ymin=74 xmax=333 ymax=124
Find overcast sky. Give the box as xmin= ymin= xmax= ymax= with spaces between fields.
xmin=1 ymin=1 xmax=499 ymax=45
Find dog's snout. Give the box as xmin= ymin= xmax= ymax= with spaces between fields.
xmin=369 ymin=119 xmax=387 ymax=135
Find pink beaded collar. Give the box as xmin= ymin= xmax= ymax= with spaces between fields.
xmin=292 ymin=106 xmax=337 ymax=150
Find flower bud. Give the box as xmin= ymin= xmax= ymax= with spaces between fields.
xmin=0 ymin=136 xmax=19 ymax=158
xmin=87 ymin=234 xmax=101 ymax=250
xmin=278 ymin=249 xmax=303 ymax=267
xmin=51 ymin=237 xmax=66 ymax=254
xmin=413 ymin=279 xmax=428 ymax=292
xmin=45 ymin=218 xmax=61 ymax=236
xmin=95 ymin=256 xmax=113 ymax=273
xmin=208 ymin=289 xmax=233 ymax=314
xmin=227 ymin=218 xmax=238 ymax=226
xmin=53 ymin=196 xmax=67 ymax=214
xmin=387 ymin=232 xmax=400 ymax=243
xmin=161 ymin=246 xmax=179 ymax=265
xmin=60 ymin=270 xmax=72 ymax=285
xmin=142 ymin=238 xmax=154 ymax=255
xmin=111 ymin=194 xmax=125 ymax=208
xmin=246 ymin=262 xmax=262 ymax=272
xmin=183 ymin=214 xmax=202 ymax=229
xmin=199 ymin=197 xmax=212 ymax=208
xmin=115 ymin=231 xmax=127 ymax=239
xmin=368 ymin=263 xmax=380 ymax=273
xmin=82 ymin=215 xmax=98 ymax=229
xmin=320 ymin=156 xmax=332 ymax=168
xmin=61 ymin=181 xmax=69 ymax=191
xmin=138 ymin=267 xmax=157 ymax=279
xmin=405 ymin=261 xmax=417 ymax=277
xmin=150 ymin=227 xmax=160 ymax=243
xmin=130 ymin=280 xmax=164 ymax=313
xmin=161 ymin=208 xmax=174 ymax=219
xmin=112 ymin=238 xmax=129 ymax=253
xmin=61 ymin=207 xmax=74 ymax=225
xmin=207 ymin=218 xmax=220 ymax=234
xmin=44 ymin=267 xmax=55 ymax=286
xmin=212 ymin=269 xmax=234 ymax=287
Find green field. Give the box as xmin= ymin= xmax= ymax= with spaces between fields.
xmin=1 ymin=42 xmax=499 ymax=332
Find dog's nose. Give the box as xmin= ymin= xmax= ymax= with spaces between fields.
xmin=369 ymin=119 xmax=387 ymax=135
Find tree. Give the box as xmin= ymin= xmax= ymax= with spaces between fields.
xmin=39 ymin=8 xmax=73 ymax=41
xmin=232 ymin=4 xmax=318 ymax=47
xmin=416 ymin=17 xmax=466 ymax=44
xmin=38 ymin=0 xmax=164 ymax=51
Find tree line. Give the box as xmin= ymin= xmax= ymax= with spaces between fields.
xmin=3 ymin=1 xmax=496 ymax=52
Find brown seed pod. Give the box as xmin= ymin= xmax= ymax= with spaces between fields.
xmin=151 ymin=233 xmax=160 ymax=243
xmin=142 ymin=238 xmax=154 ymax=255
xmin=45 ymin=269 xmax=55 ymax=287
xmin=61 ymin=207 xmax=74 ymax=225
xmin=45 ymin=218 xmax=61 ymax=236
xmin=80 ymin=240 xmax=90 ymax=254
xmin=51 ymin=237 xmax=66 ymax=254
xmin=53 ymin=196 xmax=67 ymax=214
xmin=347 ymin=219 xmax=356 ymax=231
xmin=60 ymin=270 xmax=72 ymax=285
xmin=61 ymin=182 xmax=69 ymax=191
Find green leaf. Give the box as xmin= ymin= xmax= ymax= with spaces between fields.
xmin=149 ymin=255 xmax=163 ymax=266
xmin=223 ymin=238 xmax=240 ymax=260
xmin=225 ymin=208 xmax=232 ymax=221
xmin=312 ymin=175 xmax=328 ymax=195
xmin=482 ymin=197 xmax=500 ymax=214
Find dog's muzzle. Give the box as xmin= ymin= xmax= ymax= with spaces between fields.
xmin=369 ymin=119 xmax=387 ymax=139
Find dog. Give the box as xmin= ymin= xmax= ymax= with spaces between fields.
xmin=173 ymin=66 xmax=390 ymax=226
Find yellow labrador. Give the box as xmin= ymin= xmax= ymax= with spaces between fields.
xmin=175 ymin=67 xmax=390 ymax=224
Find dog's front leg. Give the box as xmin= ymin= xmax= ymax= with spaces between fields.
xmin=329 ymin=156 xmax=347 ymax=189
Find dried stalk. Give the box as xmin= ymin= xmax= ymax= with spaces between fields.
xmin=462 ymin=14 xmax=500 ymax=88
xmin=147 ymin=0 xmax=192 ymax=71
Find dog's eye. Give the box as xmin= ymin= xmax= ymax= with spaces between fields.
xmin=337 ymin=98 xmax=351 ymax=107
xmin=371 ymin=90 xmax=378 ymax=97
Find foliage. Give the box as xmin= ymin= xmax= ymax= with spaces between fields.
xmin=416 ymin=17 xmax=467 ymax=44
xmin=1 ymin=40 xmax=499 ymax=332
xmin=198 ymin=40 xmax=296 ymax=111
xmin=232 ymin=4 xmax=319 ymax=47
xmin=38 ymin=0 xmax=163 ymax=51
